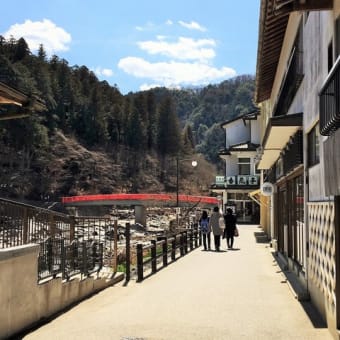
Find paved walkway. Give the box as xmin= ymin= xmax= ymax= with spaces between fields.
xmin=24 ymin=225 xmax=332 ymax=340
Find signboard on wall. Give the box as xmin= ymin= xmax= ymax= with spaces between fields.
xmin=261 ymin=182 xmax=274 ymax=196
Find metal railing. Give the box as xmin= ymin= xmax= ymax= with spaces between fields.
xmin=0 ymin=198 xmax=73 ymax=248
xmin=320 ymin=56 xmax=340 ymax=136
xmin=0 ymin=198 xmax=115 ymax=281
xmin=38 ymin=238 xmax=103 ymax=281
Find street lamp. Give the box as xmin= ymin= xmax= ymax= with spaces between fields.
xmin=176 ymin=157 xmax=198 ymax=207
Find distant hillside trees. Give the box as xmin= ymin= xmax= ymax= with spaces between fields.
xmin=0 ymin=36 xmax=255 ymax=197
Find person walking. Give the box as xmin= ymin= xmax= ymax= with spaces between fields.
xmin=199 ymin=210 xmax=211 ymax=250
xmin=224 ymin=208 xmax=237 ymax=249
xmin=208 ymin=206 xmax=224 ymax=251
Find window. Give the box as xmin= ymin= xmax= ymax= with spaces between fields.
xmin=238 ymin=158 xmax=250 ymax=175
xmin=328 ymin=40 xmax=333 ymax=72
xmin=308 ymin=124 xmax=320 ymax=167
xmin=336 ymin=16 xmax=340 ymax=58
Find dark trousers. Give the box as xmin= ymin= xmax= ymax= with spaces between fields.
xmin=214 ymin=235 xmax=221 ymax=251
xmin=226 ymin=235 xmax=234 ymax=248
xmin=202 ymin=232 xmax=211 ymax=250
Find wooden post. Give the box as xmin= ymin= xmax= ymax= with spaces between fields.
xmin=194 ymin=229 xmax=198 ymax=248
xmin=171 ymin=237 xmax=176 ymax=261
xmin=184 ymin=231 xmax=188 ymax=254
xmin=162 ymin=237 xmax=168 ymax=267
xmin=189 ymin=230 xmax=193 ymax=250
xmin=114 ymin=219 xmax=118 ymax=272
xmin=151 ymin=239 xmax=157 ymax=273
xmin=125 ymin=223 xmax=130 ymax=282
xmin=136 ymin=243 xmax=144 ymax=282
xmin=180 ymin=232 xmax=184 ymax=256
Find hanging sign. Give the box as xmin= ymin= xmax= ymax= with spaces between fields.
xmin=261 ymin=182 xmax=274 ymax=196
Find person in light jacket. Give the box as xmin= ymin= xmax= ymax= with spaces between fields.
xmin=208 ymin=206 xmax=224 ymax=251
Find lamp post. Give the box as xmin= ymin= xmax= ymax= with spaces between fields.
xmin=176 ymin=157 xmax=198 ymax=226
xmin=176 ymin=157 xmax=198 ymax=207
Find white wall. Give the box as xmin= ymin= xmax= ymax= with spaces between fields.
xmin=224 ymin=119 xmax=250 ymax=147
xmin=0 ymin=244 xmax=123 ymax=339
xmin=250 ymin=119 xmax=261 ymax=144
xmin=304 ymin=11 xmax=334 ymax=201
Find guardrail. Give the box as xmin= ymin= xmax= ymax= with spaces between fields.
xmin=0 ymin=198 xmax=117 ymax=281
xmin=38 ymin=238 xmax=103 ymax=281
xmin=0 ymin=198 xmax=203 ymax=283
xmin=135 ymin=229 xmax=201 ymax=282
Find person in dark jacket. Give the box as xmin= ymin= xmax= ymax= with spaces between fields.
xmin=199 ymin=210 xmax=211 ymax=250
xmin=224 ymin=208 xmax=237 ymax=249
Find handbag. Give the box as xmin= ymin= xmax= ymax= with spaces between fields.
xmin=234 ymin=227 xmax=239 ymax=237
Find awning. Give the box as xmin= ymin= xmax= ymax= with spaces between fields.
xmin=257 ymin=112 xmax=302 ymax=170
xmin=248 ymin=189 xmax=269 ymax=207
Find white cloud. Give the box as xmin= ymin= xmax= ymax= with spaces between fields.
xmin=137 ymin=37 xmax=216 ymax=62
xmin=140 ymin=83 xmax=181 ymax=91
xmin=135 ymin=22 xmax=155 ymax=32
xmin=3 ymin=19 xmax=71 ymax=54
xmin=165 ymin=19 xmax=173 ymax=25
xmin=118 ymin=57 xmax=236 ymax=87
xmin=139 ymin=83 xmax=162 ymax=91
xmin=93 ymin=67 xmax=114 ymax=77
xmin=178 ymin=20 xmax=207 ymax=32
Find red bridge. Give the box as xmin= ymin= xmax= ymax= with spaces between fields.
xmin=62 ymin=193 xmax=218 ymax=208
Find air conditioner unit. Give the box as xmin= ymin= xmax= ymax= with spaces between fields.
xmin=226 ymin=176 xmax=236 ymax=185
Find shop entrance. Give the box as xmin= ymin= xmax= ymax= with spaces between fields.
xmin=226 ymin=192 xmax=259 ymax=224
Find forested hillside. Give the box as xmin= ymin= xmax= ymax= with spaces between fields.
xmin=0 ymin=36 xmax=255 ymax=201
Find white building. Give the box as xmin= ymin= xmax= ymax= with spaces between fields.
xmin=212 ymin=111 xmax=261 ymax=223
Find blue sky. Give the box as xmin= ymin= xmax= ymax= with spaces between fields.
xmin=1 ymin=0 xmax=260 ymax=94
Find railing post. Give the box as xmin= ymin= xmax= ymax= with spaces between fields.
xmin=162 ymin=237 xmax=168 ymax=267
xmin=184 ymin=231 xmax=188 ymax=254
xmin=49 ymin=213 xmax=55 ymax=238
xmin=61 ymin=239 xmax=66 ymax=280
xmin=194 ymin=229 xmax=198 ymax=248
xmin=189 ymin=230 xmax=193 ymax=251
xmin=82 ymin=241 xmax=88 ymax=277
xmin=70 ymin=215 xmax=75 ymax=243
xmin=171 ymin=236 xmax=176 ymax=261
xmin=151 ymin=239 xmax=157 ymax=274
xmin=114 ymin=219 xmax=118 ymax=272
xmin=91 ymin=241 xmax=97 ymax=269
xmin=47 ymin=238 xmax=53 ymax=273
xmin=23 ymin=207 xmax=29 ymax=244
xmin=137 ymin=243 xmax=144 ymax=282
xmin=98 ymin=243 xmax=103 ymax=271
xmin=125 ymin=223 xmax=130 ymax=282
xmin=180 ymin=233 xmax=184 ymax=256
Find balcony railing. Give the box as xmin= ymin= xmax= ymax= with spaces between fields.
xmin=320 ymin=56 xmax=340 ymax=136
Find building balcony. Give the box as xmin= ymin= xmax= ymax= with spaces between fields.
xmin=320 ymin=56 xmax=340 ymax=136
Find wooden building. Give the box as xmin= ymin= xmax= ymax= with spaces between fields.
xmin=255 ymin=0 xmax=340 ymax=337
